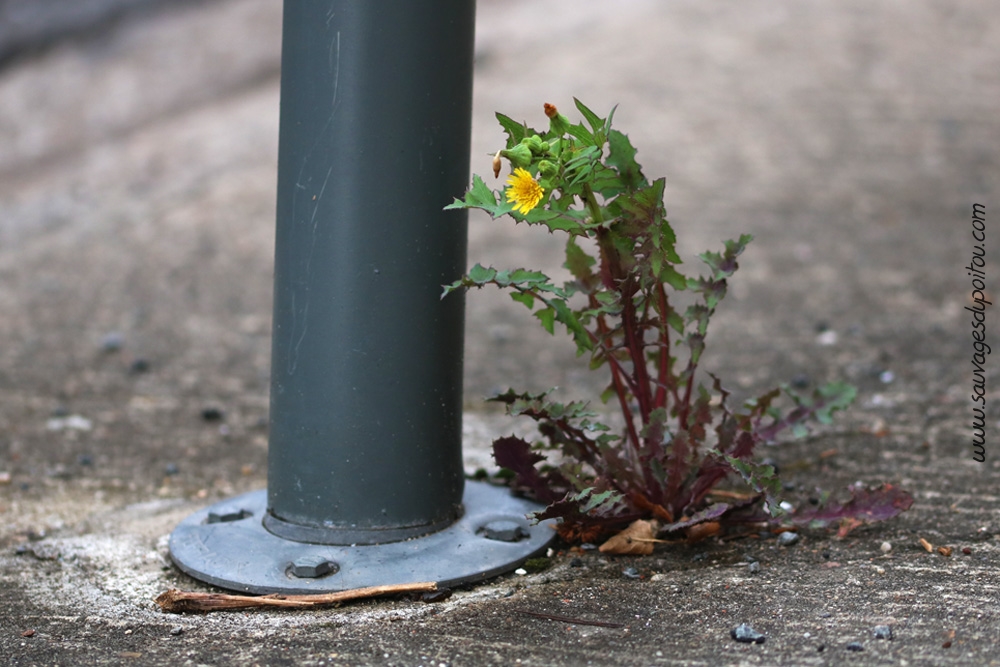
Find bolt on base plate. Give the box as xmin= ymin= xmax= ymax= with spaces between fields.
xmin=168 ymin=481 xmax=556 ymax=594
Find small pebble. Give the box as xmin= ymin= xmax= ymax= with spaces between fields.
xmin=169 ymin=626 xmax=184 ymax=636
xmin=130 ymin=359 xmax=151 ymax=374
xmin=777 ymin=531 xmax=799 ymax=546
xmin=622 ymin=567 xmax=641 ymax=580
xmin=791 ymin=373 xmax=810 ymax=389
xmin=692 ymin=552 xmax=707 ymax=562
xmin=420 ymin=588 xmax=452 ymax=603
xmin=747 ymin=561 xmax=760 ymax=574
xmin=730 ymin=624 xmax=766 ymax=644
xmin=580 ymin=543 xmax=598 ymax=551
xmin=872 ymin=625 xmax=893 ymax=640
xmin=569 ymin=557 xmax=584 ymax=568
xmin=846 ymin=642 xmax=864 ymax=652
xmin=816 ymin=330 xmax=838 ymax=346
xmin=100 ymin=332 xmax=125 ymax=352
xmin=879 ymin=370 xmax=895 ymax=384
xmin=880 ymin=541 xmax=892 ymax=553
xmin=201 ymin=407 xmax=225 ymax=422
xmin=164 ymin=463 xmax=180 ymax=476
xmin=513 ymin=568 xmax=527 ymax=576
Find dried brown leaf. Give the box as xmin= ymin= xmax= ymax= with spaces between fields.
xmin=599 ymin=519 xmax=661 ymax=555
xmin=685 ymin=521 xmax=721 ymax=544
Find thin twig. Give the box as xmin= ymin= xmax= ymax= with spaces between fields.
xmin=512 ymin=607 xmax=625 ymax=629
xmin=154 ymin=581 xmax=438 ymax=614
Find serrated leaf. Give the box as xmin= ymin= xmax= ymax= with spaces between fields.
xmin=659 ymin=264 xmax=687 ymax=290
xmin=566 ymin=123 xmax=595 ymax=145
xmin=606 ymin=129 xmax=646 ymax=191
xmin=535 ymin=307 xmax=556 ymax=334
xmin=575 ymin=487 xmax=624 ymax=514
xmin=551 ymin=299 xmax=593 ymax=353
xmin=467 ymin=264 xmax=497 ymax=284
xmin=788 ymin=483 xmax=913 ymax=529
xmin=574 ymin=98 xmax=604 ymax=130
xmin=660 ymin=503 xmax=731 ymax=533
xmin=495 ymin=112 xmax=529 ymax=147
xmin=564 ymin=238 xmax=596 ymax=284
xmin=724 ymin=455 xmax=784 ymax=516
xmin=492 ymin=435 xmax=567 ymax=504
xmin=510 ymin=291 xmax=535 ymax=309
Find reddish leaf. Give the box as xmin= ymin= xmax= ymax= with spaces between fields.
xmin=790 ymin=483 xmax=914 ymax=529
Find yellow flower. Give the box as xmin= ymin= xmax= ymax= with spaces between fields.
xmin=505 ymin=168 xmax=544 ymax=214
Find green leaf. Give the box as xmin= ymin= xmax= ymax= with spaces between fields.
xmin=566 ymin=123 xmax=595 ymax=146
xmin=659 ymin=264 xmax=687 ymax=290
xmin=445 ymin=174 xmax=514 ymax=218
xmin=508 ymin=268 xmax=550 ymax=285
xmin=467 ymin=264 xmax=497 ymax=285
xmin=606 ymin=129 xmax=646 ymax=191
xmin=564 ymin=238 xmax=596 ymax=284
xmin=573 ymin=487 xmax=624 ymax=514
xmin=666 ymin=310 xmax=685 ymax=334
xmin=724 ymin=455 xmax=784 ymax=517
xmin=496 ymin=112 xmax=528 ymax=147
xmin=535 ymin=307 xmax=556 ymax=334
xmin=573 ymin=98 xmax=605 ymax=135
xmin=551 ymin=299 xmax=593 ymax=353
xmin=510 ymin=291 xmax=535 ymax=309
xmin=524 ymin=209 xmax=583 ymax=233
xmin=814 ymin=382 xmax=857 ymax=424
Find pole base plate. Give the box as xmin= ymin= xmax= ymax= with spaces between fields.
xmin=168 ymin=481 xmax=556 ymax=594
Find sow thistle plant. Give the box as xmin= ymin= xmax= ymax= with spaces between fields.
xmin=445 ymin=100 xmax=912 ymax=545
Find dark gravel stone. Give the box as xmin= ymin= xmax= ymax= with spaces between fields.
xmin=730 ymin=624 xmax=766 ymax=644
xmin=129 ymin=358 xmax=150 ymax=374
xmin=622 ymin=567 xmax=641 ymax=579
xmin=846 ymin=642 xmax=864 ymax=652
xmin=872 ymin=625 xmax=893 ymax=640
xmin=777 ymin=531 xmax=799 ymax=546
xmin=100 ymin=332 xmax=125 ymax=352
xmin=201 ymin=407 xmax=225 ymax=422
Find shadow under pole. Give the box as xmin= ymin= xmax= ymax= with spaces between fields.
xmin=167 ymin=0 xmax=554 ymax=594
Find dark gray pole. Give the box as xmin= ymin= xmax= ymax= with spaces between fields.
xmin=265 ymin=2 xmax=471 ymax=545
xmin=168 ymin=0 xmax=554 ymax=594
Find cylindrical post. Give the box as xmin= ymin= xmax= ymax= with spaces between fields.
xmin=168 ymin=0 xmax=554 ymax=595
xmin=265 ymin=2 xmax=472 ymax=545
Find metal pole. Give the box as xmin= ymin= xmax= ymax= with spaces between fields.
xmin=265 ymin=1 xmax=471 ymax=545
xmin=168 ymin=0 xmax=553 ymax=594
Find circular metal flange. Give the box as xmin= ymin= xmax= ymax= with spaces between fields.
xmin=168 ymin=480 xmax=556 ymax=594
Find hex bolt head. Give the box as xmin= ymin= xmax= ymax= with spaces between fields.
xmin=289 ymin=555 xmax=338 ymax=578
xmin=205 ymin=509 xmax=252 ymax=524
xmin=479 ymin=519 xmax=528 ymax=542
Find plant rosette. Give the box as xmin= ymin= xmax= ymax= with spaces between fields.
xmin=444 ymin=100 xmax=912 ymax=545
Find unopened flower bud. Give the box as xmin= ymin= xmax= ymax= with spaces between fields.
xmin=501 ymin=143 xmax=532 ymax=169
xmin=544 ymin=103 xmax=571 ymax=136
xmin=537 ymin=160 xmax=557 ymax=178
xmin=526 ymin=135 xmax=546 ymax=154
xmin=492 ymin=150 xmax=502 ymax=178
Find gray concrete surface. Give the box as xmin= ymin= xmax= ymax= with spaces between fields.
xmin=1 ymin=0 xmax=998 ymax=665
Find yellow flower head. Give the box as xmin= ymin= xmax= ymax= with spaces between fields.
xmin=505 ymin=167 xmax=544 ymax=214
